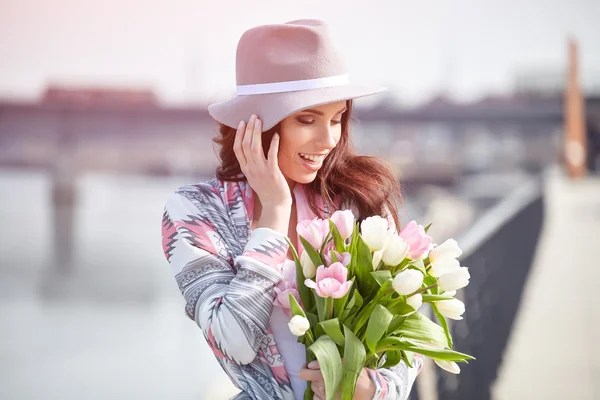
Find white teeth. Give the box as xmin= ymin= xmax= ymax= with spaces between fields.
xmin=299 ymin=153 xmax=324 ymax=163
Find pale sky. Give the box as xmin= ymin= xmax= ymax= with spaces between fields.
xmin=1 ymin=0 xmax=599 ymax=106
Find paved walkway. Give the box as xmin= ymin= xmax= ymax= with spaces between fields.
xmin=492 ymin=171 xmax=600 ymax=399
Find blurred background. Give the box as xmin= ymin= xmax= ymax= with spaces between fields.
xmin=1 ymin=1 xmax=599 ymax=399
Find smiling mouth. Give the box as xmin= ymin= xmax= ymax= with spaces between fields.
xmin=299 ymin=153 xmax=326 ymax=164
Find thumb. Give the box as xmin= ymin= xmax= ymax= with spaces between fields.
xmin=308 ymin=360 xmax=320 ymax=369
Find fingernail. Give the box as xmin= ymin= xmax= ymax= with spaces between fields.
xmin=238 ymin=120 xmax=244 ymax=128
xmin=308 ymin=361 xmax=317 ymax=368
xmin=254 ymin=118 xmax=260 ymax=128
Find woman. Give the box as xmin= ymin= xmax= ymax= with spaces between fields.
xmin=161 ymin=19 xmax=422 ymax=400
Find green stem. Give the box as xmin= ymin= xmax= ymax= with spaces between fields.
xmin=325 ymin=297 xmax=334 ymax=320
xmin=408 ymin=284 xmax=438 ymax=297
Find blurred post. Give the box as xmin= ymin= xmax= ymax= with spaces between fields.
xmin=51 ymin=114 xmax=77 ymax=274
xmin=563 ymin=37 xmax=587 ymax=178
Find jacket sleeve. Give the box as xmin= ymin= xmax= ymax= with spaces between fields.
xmin=161 ymin=189 xmax=288 ymax=365
xmin=366 ymin=206 xmax=424 ymax=400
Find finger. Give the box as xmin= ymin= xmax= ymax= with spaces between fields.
xmin=298 ymin=367 xmax=324 ymax=382
xmin=233 ymin=120 xmax=247 ymax=167
xmin=311 ymin=382 xmax=325 ymax=399
xmin=308 ymin=360 xmax=320 ymax=370
xmin=267 ymin=132 xmax=280 ymax=168
xmin=242 ymin=114 xmax=255 ymax=163
xmin=250 ymin=117 xmax=265 ymax=163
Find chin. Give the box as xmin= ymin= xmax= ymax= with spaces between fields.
xmin=289 ymin=171 xmax=318 ymax=185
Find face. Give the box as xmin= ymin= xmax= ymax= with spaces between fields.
xmin=277 ymin=101 xmax=347 ymax=185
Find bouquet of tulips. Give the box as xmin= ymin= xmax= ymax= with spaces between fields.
xmin=283 ymin=210 xmax=475 ymax=400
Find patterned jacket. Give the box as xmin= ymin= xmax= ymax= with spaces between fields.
xmin=161 ymin=178 xmax=422 ymax=399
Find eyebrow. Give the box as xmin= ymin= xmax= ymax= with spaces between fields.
xmin=302 ymin=107 xmax=348 ymax=116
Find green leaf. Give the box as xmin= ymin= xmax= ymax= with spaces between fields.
xmin=365 ymin=304 xmax=394 ymax=355
xmin=308 ymin=336 xmax=343 ymax=400
xmin=306 ymin=312 xmax=319 ymax=333
xmin=314 ymin=293 xmax=326 ymax=322
xmin=395 ymin=311 xmax=449 ymax=348
xmin=423 ymin=274 xmax=439 ymax=295
xmin=288 ymin=293 xmax=307 ymax=319
xmin=386 ymin=299 xmax=417 ymax=316
xmin=285 ymin=237 xmax=314 ymax=311
xmin=348 ymin=221 xmax=360 ymax=276
xmin=318 ymin=319 xmax=345 ymax=347
xmin=370 ymin=270 xmax=393 ymax=286
xmin=381 ymin=349 xmax=402 ymax=368
xmin=339 ymin=289 xmax=363 ymax=323
xmin=386 ymin=316 xmax=406 ymax=335
xmin=329 ymin=219 xmax=346 ymax=253
xmin=422 ymin=294 xmax=455 ymax=302
xmin=299 ymin=235 xmax=325 ymax=271
xmin=377 ymin=337 xmax=474 ymax=362
xmin=340 ymin=325 xmax=366 ymax=400
xmin=431 ymin=303 xmax=453 ymax=348
xmin=424 ymin=223 xmax=432 ymax=233
xmin=409 ymin=259 xmax=426 ymax=274
xmin=402 ymin=350 xmax=415 ymax=368
xmin=355 ymin=236 xmax=378 ymax=296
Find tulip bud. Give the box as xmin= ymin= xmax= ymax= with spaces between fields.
xmin=406 ymin=293 xmax=423 ymax=311
xmin=438 ymin=267 xmax=470 ymax=292
xmin=288 ymin=315 xmax=310 ymax=336
xmin=435 ymin=298 xmax=465 ymax=320
xmin=330 ymin=210 xmax=355 ymax=241
xmin=300 ymin=250 xmax=316 ymax=279
xmin=297 ymin=218 xmax=329 ymax=250
xmin=361 ymin=216 xmax=389 ymax=251
xmin=372 ymin=249 xmax=384 ymax=270
xmin=399 ymin=220 xmax=433 ymax=260
xmin=392 ymin=269 xmax=423 ymax=295
xmin=435 ymin=359 xmax=461 ymax=374
xmin=382 ymin=232 xmax=410 ymax=266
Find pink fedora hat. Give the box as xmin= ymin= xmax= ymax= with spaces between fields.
xmin=208 ymin=19 xmax=387 ymax=131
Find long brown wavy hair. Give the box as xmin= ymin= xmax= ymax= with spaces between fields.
xmin=213 ymin=100 xmax=402 ymax=227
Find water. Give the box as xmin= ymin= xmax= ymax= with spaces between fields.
xmin=0 ymin=169 xmax=240 ymax=400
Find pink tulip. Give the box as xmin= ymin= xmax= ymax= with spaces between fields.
xmin=297 ymin=218 xmax=330 ymax=250
xmin=324 ymin=250 xmax=351 ymax=267
xmin=330 ymin=210 xmax=355 ymax=240
xmin=399 ymin=220 xmax=433 ymax=260
xmin=305 ymin=262 xmax=352 ymax=299
xmin=274 ymin=286 xmax=300 ymax=317
xmin=274 ymin=260 xmax=300 ymax=316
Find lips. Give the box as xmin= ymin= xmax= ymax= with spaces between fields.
xmin=299 ymin=153 xmax=326 ymax=163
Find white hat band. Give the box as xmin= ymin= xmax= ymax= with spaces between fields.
xmin=237 ymin=74 xmax=350 ymax=95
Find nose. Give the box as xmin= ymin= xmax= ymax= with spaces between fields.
xmin=315 ymin=125 xmax=338 ymax=150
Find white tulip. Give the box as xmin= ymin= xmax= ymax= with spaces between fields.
xmin=429 ymin=257 xmax=460 ymax=278
xmin=429 ymin=239 xmax=462 ymax=261
xmin=361 ymin=216 xmax=389 ymax=251
xmin=288 ymin=315 xmax=310 ymax=336
xmin=438 ymin=267 xmax=470 ymax=292
xmin=372 ymin=249 xmax=384 ymax=271
xmin=435 ymin=299 xmax=465 ymax=320
xmin=435 ymin=360 xmax=461 ymax=374
xmin=406 ymin=293 xmax=423 ymax=311
xmin=392 ymin=269 xmax=423 ymax=295
xmin=381 ymin=232 xmax=410 ymax=266
xmin=300 ymin=250 xmax=316 ymax=279
xmin=443 ymin=290 xmax=456 ymax=297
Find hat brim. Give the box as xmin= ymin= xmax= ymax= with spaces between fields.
xmin=207 ymin=84 xmax=387 ymax=131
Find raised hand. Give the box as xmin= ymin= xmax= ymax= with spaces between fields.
xmin=234 ymin=114 xmax=293 ymax=234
